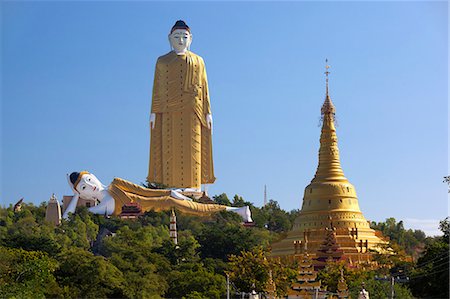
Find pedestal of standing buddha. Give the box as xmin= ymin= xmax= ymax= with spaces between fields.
xmin=271 ymin=66 xmax=385 ymax=265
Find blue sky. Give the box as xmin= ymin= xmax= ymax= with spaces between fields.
xmin=1 ymin=1 xmax=448 ymax=235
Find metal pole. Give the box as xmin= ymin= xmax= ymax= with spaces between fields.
xmin=226 ymin=274 xmax=230 ymax=299
xmin=390 ymin=276 xmax=395 ymax=299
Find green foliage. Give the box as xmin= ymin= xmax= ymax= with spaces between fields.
xmin=318 ymin=262 xmax=413 ymax=298
xmin=409 ymin=217 xmax=449 ymax=299
xmin=257 ymin=200 xmax=293 ymax=232
xmin=1 ymin=197 xmax=295 ymax=299
xmin=98 ymin=225 xmax=170 ymax=298
xmin=55 ymin=248 xmax=124 ymax=298
xmin=1 ymin=203 xmax=63 ymax=255
xmin=270 ymin=257 xmax=297 ymax=297
xmin=440 ymin=216 xmax=449 ymax=243
xmin=197 ymin=222 xmax=262 ymax=260
xmin=213 ymin=193 xmax=231 ymax=206
xmin=227 ymin=247 xmax=296 ymax=296
xmin=100 ymin=225 xmax=168 ymax=255
xmin=228 ymin=247 xmax=271 ymax=292
xmin=318 ymin=261 xmax=370 ymax=292
xmin=154 ymin=232 xmax=201 ymax=265
xmin=0 ymin=247 xmax=61 ymax=298
xmin=232 ymin=194 xmax=247 ymax=207
xmin=166 ymin=263 xmax=226 ymax=299
xmin=371 ymin=217 xmax=427 ymax=257
xmin=139 ymin=209 xmax=171 ymax=227
xmin=4 ymin=197 xmax=436 ymax=298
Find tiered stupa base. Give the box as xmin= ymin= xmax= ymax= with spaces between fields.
xmin=272 ymin=213 xmax=384 ymax=267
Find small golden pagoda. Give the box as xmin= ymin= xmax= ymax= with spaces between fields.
xmin=272 ymin=61 xmax=384 ymax=264
xmin=287 ymin=246 xmax=324 ymax=299
xmin=265 ymin=270 xmax=277 ymax=299
xmin=337 ymin=269 xmax=349 ymax=299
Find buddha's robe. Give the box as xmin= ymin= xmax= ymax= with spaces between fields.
xmin=148 ymin=51 xmax=215 ymax=189
xmin=109 ymin=178 xmax=226 ymax=216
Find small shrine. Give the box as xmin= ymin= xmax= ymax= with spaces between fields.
xmin=337 ymin=269 xmax=349 ymax=299
xmin=196 ymin=191 xmax=215 ymax=204
xmin=45 ymin=194 xmax=61 ymax=226
xmin=119 ymin=202 xmax=143 ymax=219
xmin=315 ymin=217 xmax=346 ymax=268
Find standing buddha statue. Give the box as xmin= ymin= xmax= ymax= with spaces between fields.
xmin=147 ymin=20 xmax=215 ymax=190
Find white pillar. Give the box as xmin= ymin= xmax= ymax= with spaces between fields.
xmin=170 ymin=209 xmax=178 ymax=245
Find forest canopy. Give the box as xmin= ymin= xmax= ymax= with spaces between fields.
xmin=0 ymin=196 xmax=447 ymax=298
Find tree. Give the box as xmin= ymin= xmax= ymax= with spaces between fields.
xmin=0 ymin=247 xmax=61 ymax=299
xmin=213 ymin=193 xmax=231 ymax=206
xmin=1 ymin=204 xmax=62 ymax=255
xmin=197 ymin=223 xmax=261 ymax=260
xmin=249 ymin=200 xmax=296 ymax=233
xmin=410 ymin=217 xmax=449 ymax=298
xmin=371 ymin=217 xmax=427 ymax=256
xmin=227 ymin=247 xmax=296 ymax=296
xmin=228 ymin=247 xmax=271 ymax=293
xmin=439 ymin=217 xmax=449 ymax=243
xmin=154 ymin=232 xmax=201 ymax=265
xmin=317 ymin=261 xmax=413 ymax=298
xmin=55 ymin=248 xmax=125 ymax=298
xmin=263 ymin=200 xmax=292 ymax=232
xmin=98 ymin=225 xmax=170 ymax=298
xmin=166 ymin=263 xmax=226 ymax=299
xmin=233 ymin=194 xmax=246 ymax=207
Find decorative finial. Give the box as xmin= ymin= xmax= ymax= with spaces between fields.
xmin=325 ymin=59 xmax=330 ymax=97
xmin=321 ymin=59 xmax=336 ymax=117
xmin=50 ymin=193 xmax=57 ymax=202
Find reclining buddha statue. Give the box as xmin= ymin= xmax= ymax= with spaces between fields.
xmin=63 ymin=171 xmax=252 ymax=222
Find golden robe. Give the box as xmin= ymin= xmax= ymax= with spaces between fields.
xmin=148 ymin=51 xmax=215 ymax=189
xmin=109 ymin=178 xmax=226 ymax=216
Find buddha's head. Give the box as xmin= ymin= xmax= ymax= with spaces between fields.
xmin=168 ymin=20 xmax=192 ymax=53
xmin=69 ymin=171 xmax=104 ymax=200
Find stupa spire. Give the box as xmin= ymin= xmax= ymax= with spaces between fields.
xmin=321 ymin=59 xmax=336 ymax=117
xmin=313 ymin=60 xmax=346 ymax=183
xmin=325 ymin=59 xmax=330 ymax=98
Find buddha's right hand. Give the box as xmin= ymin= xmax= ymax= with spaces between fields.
xmin=150 ymin=113 xmax=156 ymax=129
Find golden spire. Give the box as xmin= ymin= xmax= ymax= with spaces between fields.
xmin=325 ymin=59 xmax=330 ymax=96
xmin=321 ymin=59 xmax=336 ymax=116
xmin=312 ymin=60 xmax=346 ymax=183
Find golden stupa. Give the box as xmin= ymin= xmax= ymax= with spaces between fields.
xmin=272 ymin=63 xmax=385 ymax=263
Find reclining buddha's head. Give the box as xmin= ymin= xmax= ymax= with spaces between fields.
xmin=69 ymin=171 xmax=104 ymax=201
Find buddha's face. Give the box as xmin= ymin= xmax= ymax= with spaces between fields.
xmin=169 ymin=29 xmax=192 ymax=53
xmin=76 ymin=173 xmax=103 ymax=200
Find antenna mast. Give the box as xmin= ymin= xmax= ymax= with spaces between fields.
xmin=264 ymin=185 xmax=268 ymax=206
